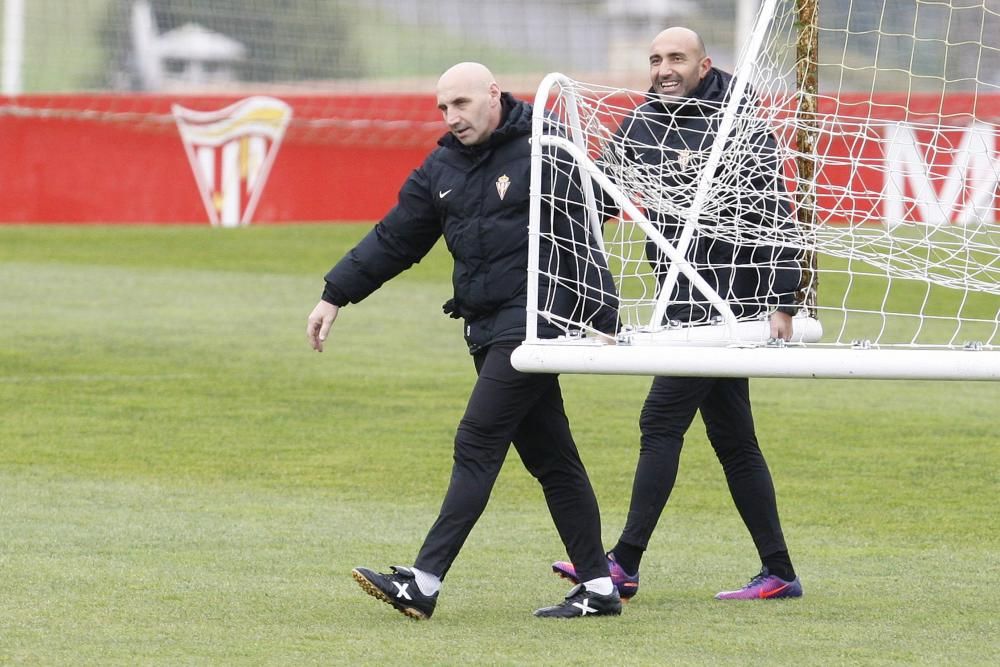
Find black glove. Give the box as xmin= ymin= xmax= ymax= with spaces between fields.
xmin=442 ymin=298 xmax=462 ymax=319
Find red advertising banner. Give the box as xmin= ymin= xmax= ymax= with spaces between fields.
xmin=1 ymin=93 xmax=998 ymax=224
xmin=806 ymin=93 xmax=1000 ymax=226
xmin=0 ymin=93 xmax=443 ymax=224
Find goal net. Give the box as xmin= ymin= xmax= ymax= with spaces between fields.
xmin=514 ymin=0 xmax=1000 ymax=380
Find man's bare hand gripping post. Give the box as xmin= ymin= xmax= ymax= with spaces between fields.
xmin=769 ymin=310 xmax=793 ymax=342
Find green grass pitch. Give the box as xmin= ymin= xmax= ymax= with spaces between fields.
xmin=0 ymin=224 xmax=997 ymax=665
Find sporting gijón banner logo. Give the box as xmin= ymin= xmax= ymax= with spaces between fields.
xmin=172 ymin=96 xmax=292 ymax=227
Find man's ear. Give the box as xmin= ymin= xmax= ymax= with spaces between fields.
xmin=700 ymin=56 xmax=713 ymax=78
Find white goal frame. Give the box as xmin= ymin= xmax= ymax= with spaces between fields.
xmin=514 ymin=0 xmax=1000 ymax=381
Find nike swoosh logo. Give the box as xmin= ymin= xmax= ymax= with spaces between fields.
xmin=760 ymin=582 xmax=791 ymax=598
xmin=439 ymin=189 xmax=452 ymax=199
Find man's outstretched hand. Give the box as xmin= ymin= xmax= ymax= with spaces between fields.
xmin=307 ymin=301 xmax=340 ymax=352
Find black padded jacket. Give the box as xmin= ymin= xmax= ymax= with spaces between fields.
xmin=607 ymin=67 xmax=801 ymax=323
xmin=322 ymin=93 xmax=618 ymax=353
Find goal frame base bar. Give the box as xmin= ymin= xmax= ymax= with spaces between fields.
xmin=511 ymin=343 xmax=1000 ymax=381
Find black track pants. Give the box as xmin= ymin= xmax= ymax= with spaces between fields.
xmin=414 ymin=342 xmax=609 ymax=582
xmin=619 ymin=375 xmax=788 ymax=560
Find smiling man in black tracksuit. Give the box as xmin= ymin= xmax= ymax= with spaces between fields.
xmin=552 ymin=27 xmax=805 ymax=601
xmin=306 ymin=62 xmax=621 ymax=619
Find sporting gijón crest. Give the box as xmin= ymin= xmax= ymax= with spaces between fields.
xmin=496 ymin=174 xmax=511 ymax=200
xmin=172 ymin=96 xmax=292 ymax=227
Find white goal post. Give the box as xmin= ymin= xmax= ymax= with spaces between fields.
xmin=514 ymin=0 xmax=1000 ymax=380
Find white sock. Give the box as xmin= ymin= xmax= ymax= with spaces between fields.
xmin=410 ymin=566 xmax=442 ymax=596
xmin=582 ymin=576 xmax=614 ymax=596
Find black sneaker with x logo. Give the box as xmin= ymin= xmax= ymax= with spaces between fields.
xmin=533 ymin=584 xmax=622 ymax=618
xmin=352 ymin=565 xmax=438 ymax=620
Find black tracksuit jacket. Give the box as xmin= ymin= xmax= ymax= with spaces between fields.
xmin=323 ymin=93 xmax=618 ymax=353
xmin=608 ymin=67 xmax=801 ymax=323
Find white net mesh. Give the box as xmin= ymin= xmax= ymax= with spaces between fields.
xmin=527 ymin=0 xmax=1000 ymax=364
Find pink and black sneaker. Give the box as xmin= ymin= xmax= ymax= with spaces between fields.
xmin=551 ymin=552 xmax=640 ymax=601
xmin=714 ymin=567 xmax=803 ymax=600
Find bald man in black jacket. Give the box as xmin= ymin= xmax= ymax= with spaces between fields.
xmin=552 ymin=27 xmax=805 ymax=602
xmin=308 ymin=62 xmax=621 ymax=620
